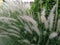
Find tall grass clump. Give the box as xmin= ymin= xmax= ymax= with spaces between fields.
xmin=0 ymin=0 xmax=60 ymax=45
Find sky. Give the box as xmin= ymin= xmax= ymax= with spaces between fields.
xmin=22 ymin=0 xmax=34 ymax=2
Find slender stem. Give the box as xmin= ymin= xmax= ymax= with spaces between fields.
xmin=46 ymin=39 xmax=49 ymax=45
xmin=54 ymin=0 xmax=58 ymax=31
xmin=37 ymin=36 xmax=41 ymax=45
xmin=40 ymin=0 xmax=43 ymax=10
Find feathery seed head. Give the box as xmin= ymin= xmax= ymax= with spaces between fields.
xmin=49 ymin=32 xmax=58 ymax=39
